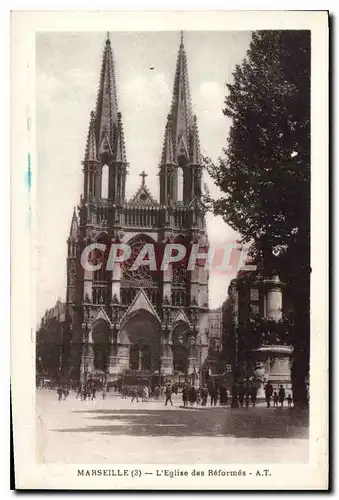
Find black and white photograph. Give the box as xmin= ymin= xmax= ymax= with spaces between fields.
xmin=11 ymin=10 xmax=328 ymax=490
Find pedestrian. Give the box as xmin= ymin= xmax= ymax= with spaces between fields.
xmin=131 ymin=388 xmax=139 ymax=403
xmin=164 ymin=384 xmax=173 ymax=406
xmin=75 ymin=383 xmax=82 ymax=399
xmin=250 ymin=386 xmax=257 ymax=407
xmin=219 ymin=386 xmax=226 ymax=406
xmin=238 ymin=384 xmax=245 ymax=408
xmin=142 ymin=385 xmax=149 ymax=402
xmin=182 ymin=385 xmax=189 ymax=407
xmin=85 ymin=383 xmax=90 ymax=401
xmin=245 ymin=389 xmax=250 ymax=408
xmin=196 ymin=388 xmax=201 ymax=405
xmin=209 ymin=384 xmax=218 ymax=406
xmin=102 ymin=386 xmax=107 ymax=399
xmin=189 ymin=385 xmax=197 ymax=406
xmin=213 ymin=386 xmax=219 ymax=406
xmin=224 ymin=388 xmax=228 ymax=406
xmin=200 ymin=385 xmax=208 ymax=406
xmin=155 ymin=385 xmax=161 ymax=401
xmin=287 ymin=394 xmax=293 ymax=407
xmin=63 ymin=384 xmax=69 ymax=401
xmin=273 ymin=391 xmax=279 ymax=407
xmin=57 ymin=385 xmax=63 ymax=402
xmin=278 ymin=385 xmax=286 ymax=407
xmin=91 ymin=385 xmax=96 ymax=401
xmin=264 ymin=381 xmax=273 ymax=408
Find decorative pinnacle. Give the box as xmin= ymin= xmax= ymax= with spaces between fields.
xmin=106 ymin=31 xmax=110 ymax=44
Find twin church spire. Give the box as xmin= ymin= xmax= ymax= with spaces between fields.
xmin=160 ymin=31 xmax=202 ymax=204
xmin=83 ymin=31 xmax=202 ymax=205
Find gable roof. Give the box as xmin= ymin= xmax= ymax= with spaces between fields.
xmin=120 ymin=289 xmax=161 ymax=325
xmin=128 ymin=184 xmax=158 ymax=206
xmin=172 ymin=308 xmax=191 ymax=326
xmin=92 ymin=307 xmax=112 ymax=325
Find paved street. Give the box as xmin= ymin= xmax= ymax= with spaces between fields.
xmin=36 ymin=389 xmax=309 ymax=464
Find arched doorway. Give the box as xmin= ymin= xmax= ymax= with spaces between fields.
xmin=172 ymin=322 xmax=190 ymax=375
xmin=92 ymin=319 xmax=111 ymax=374
xmin=121 ymin=310 xmax=161 ymax=371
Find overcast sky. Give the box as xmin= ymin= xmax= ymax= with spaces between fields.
xmin=36 ymin=30 xmax=252 ymax=319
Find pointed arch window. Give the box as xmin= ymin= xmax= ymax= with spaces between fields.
xmin=177 ymin=166 xmax=184 ymax=202
xmin=101 ymin=164 xmax=109 ymax=198
xmin=93 ymin=233 xmax=111 ymax=284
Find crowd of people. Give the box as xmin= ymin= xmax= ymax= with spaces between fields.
xmin=131 ymin=382 xmax=243 ymax=407
xmin=264 ymin=382 xmax=293 ymax=408
xmin=55 ymin=378 xmax=293 ymax=408
xmin=57 ymin=378 xmax=106 ymax=401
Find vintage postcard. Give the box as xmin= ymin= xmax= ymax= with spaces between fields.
xmin=11 ymin=10 xmax=328 ymax=490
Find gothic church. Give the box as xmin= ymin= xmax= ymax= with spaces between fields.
xmin=65 ymin=33 xmax=210 ymax=384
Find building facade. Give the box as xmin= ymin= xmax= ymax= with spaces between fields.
xmin=36 ymin=300 xmax=66 ymax=383
xmin=64 ymin=33 xmax=210 ymax=384
xmin=206 ymin=308 xmax=222 ymax=376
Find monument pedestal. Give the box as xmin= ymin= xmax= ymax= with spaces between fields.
xmin=252 ymin=345 xmax=293 ymax=396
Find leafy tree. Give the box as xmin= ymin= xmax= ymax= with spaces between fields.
xmin=207 ymin=31 xmax=310 ymax=407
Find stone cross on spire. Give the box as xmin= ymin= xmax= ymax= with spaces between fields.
xmin=140 ymin=170 xmax=148 ymax=186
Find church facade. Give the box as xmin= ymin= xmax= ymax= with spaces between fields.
xmin=64 ymin=33 xmax=210 ymax=385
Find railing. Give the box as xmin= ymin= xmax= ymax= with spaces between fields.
xmin=123 ymin=208 xmax=158 ymax=227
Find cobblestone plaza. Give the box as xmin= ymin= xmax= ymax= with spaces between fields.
xmin=36 ymin=389 xmax=308 ymax=464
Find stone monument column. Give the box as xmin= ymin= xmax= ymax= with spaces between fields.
xmin=265 ymin=275 xmax=283 ymax=321
xmin=259 ymin=275 xmax=292 ymax=391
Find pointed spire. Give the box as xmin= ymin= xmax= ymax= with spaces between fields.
xmin=115 ymin=111 xmax=127 ymax=163
xmin=84 ymin=110 xmax=98 ymax=161
xmin=169 ymin=31 xmax=193 ymax=159
xmin=161 ymin=114 xmax=175 ymax=164
xmin=69 ymin=207 xmax=79 ymax=239
xmin=95 ymin=33 xmax=119 ymax=153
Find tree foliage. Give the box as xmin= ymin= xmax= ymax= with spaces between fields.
xmin=207 ymin=31 xmax=311 ymax=406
